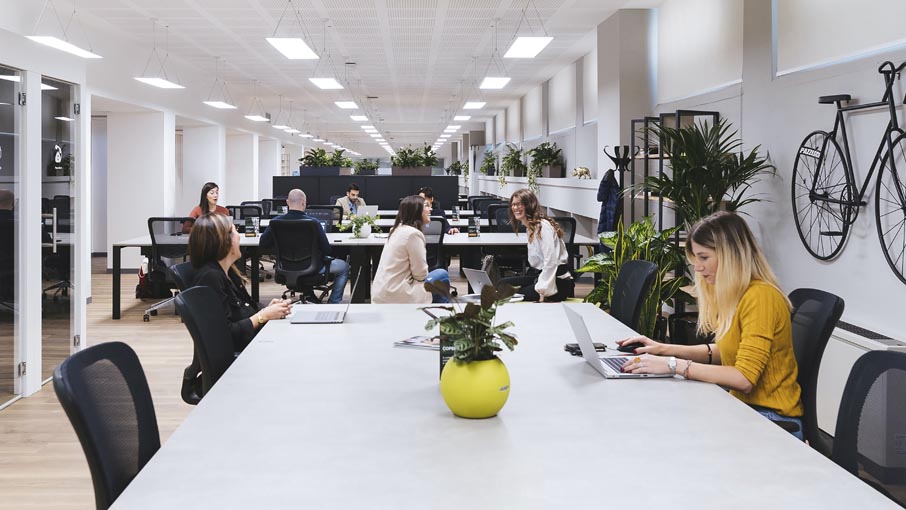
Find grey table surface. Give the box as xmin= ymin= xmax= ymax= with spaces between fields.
xmin=110 ymin=303 xmax=895 ymax=510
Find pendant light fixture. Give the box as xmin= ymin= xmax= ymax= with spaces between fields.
xmin=503 ymin=0 xmax=553 ymax=59
xmin=203 ymin=57 xmax=237 ymax=109
xmin=272 ymin=96 xmax=290 ymax=129
xmin=244 ymin=81 xmax=270 ymax=122
xmin=27 ymin=0 xmax=102 ymax=59
xmin=309 ymin=20 xmax=343 ymax=90
xmin=480 ymin=21 xmax=510 ymax=89
xmin=266 ymin=0 xmax=319 ymax=60
xmin=134 ymin=20 xmax=184 ymax=89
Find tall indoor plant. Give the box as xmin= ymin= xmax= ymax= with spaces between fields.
xmin=422 ymin=281 xmax=518 ymax=419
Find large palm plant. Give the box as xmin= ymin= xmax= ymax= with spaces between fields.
xmin=631 ymin=119 xmax=776 ymax=227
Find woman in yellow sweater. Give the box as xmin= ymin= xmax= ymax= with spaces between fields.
xmin=618 ymin=211 xmax=804 ymax=439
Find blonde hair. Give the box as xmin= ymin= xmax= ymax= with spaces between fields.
xmin=685 ymin=211 xmax=790 ymax=341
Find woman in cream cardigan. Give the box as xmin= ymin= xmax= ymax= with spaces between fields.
xmin=371 ymin=196 xmax=450 ymax=303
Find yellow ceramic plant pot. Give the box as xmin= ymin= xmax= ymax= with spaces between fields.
xmin=439 ymin=357 xmax=510 ymax=419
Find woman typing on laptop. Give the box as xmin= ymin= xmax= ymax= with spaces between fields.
xmin=617 ymin=212 xmax=804 ymax=439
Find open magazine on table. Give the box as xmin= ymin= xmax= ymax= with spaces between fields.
xmin=394 ymin=335 xmax=440 ymax=350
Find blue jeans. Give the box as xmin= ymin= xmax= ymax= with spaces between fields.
xmin=425 ymin=268 xmax=450 ymax=303
xmin=322 ymin=258 xmax=349 ymax=304
xmin=753 ymin=405 xmax=805 ymax=441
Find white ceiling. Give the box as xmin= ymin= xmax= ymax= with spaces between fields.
xmin=68 ymin=0 xmax=658 ymax=155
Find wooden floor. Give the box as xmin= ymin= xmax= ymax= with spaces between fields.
xmin=0 ymin=257 xmax=593 ymax=510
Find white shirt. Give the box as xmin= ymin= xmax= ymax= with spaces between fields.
xmin=527 ymin=220 xmax=569 ymax=297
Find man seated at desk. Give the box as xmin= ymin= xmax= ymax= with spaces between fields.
xmin=260 ymin=188 xmax=350 ymax=304
xmin=335 ymin=183 xmax=366 ymax=217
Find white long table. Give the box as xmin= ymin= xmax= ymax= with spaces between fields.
xmin=109 ymin=304 xmax=896 ymax=509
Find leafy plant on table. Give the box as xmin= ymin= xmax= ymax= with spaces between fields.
xmin=336 ymin=214 xmax=381 ymax=237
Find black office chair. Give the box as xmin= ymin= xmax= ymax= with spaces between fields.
xmin=466 ymin=195 xmax=485 ymax=211
xmin=788 ymin=288 xmax=845 ymax=456
xmin=237 ymin=205 xmax=263 ymax=221
xmin=485 ymin=206 xmax=527 ymax=278
xmin=329 ymin=194 xmax=344 ymax=206
xmin=142 ymin=261 xmax=195 ymax=323
xmin=53 ymin=341 xmax=160 ymax=510
xmin=425 ymin=218 xmax=447 ymax=270
xmin=552 ymin=216 xmax=582 ymax=270
xmin=175 ymin=286 xmax=237 ymax=403
xmin=226 ymin=205 xmax=240 ymax=219
xmin=143 ymin=217 xmax=193 ymax=321
xmin=609 ymin=260 xmax=658 ymax=331
xmin=240 ymin=200 xmax=263 ymax=209
xmin=470 ymin=197 xmax=497 ymax=216
xmin=260 ymin=199 xmax=275 ymax=217
xmin=304 ymin=208 xmax=336 ymax=233
xmin=832 ymin=350 xmax=906 ymax=507
xmin=307 ymin=205 xmax=343 ymax=226
xmin=270 ymin=218 xmax=332 ymax=302
xmin=53 ymin=194 xmax=73 ymax=233
xmin=478 ymin=199 xmax=507 ymax=220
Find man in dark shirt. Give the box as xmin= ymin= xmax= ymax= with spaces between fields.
xmin=260 ymin=188 xmax=349 ymax=303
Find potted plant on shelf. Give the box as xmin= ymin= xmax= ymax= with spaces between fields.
xmin=632 ymin=118 xmax=776 ymax=229
xmin=445 ymin=161 xmax=463 ymax=176
xmin=462 ymin=160 xmax=469 ymax=179
xmin=577 ymin=216 xmax=693 ymax=340
xmin=337 ymin=213 xmax=381 ymax=238
xmin=328 ymin=149 xmax=354 ymax=175
xmin=479 ymin=150 xmax=496 ymax=176
xmin=499 ymin=144 xmax=527 ymax=187
xmin=299 ymin=147 xmax=342 ymax=176
xmin=528 ymin=141 xmax=563 ymax=179
xmin=422 ymin=281 xmax=519 ymax=419
xmin=391 ymin=144 xmax=436 ymax=176
xmin=354 ymin=158 xmax=379 ymax=176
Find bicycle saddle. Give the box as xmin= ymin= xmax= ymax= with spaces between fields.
xmin=818 ymin=94 xmax=851 ymax=104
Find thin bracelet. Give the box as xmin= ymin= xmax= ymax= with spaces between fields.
xmin=706 ymin=344 xmax=713 ymax=365
xmin=682 ymin=360 xmax=693 ymax=380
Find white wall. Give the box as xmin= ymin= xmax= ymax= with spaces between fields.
xmin=583 ymin=49 xmax=598 ymax=123
xmin=494 ymin=112 xmax=506 ymax=146
xmin=549 ymin=62 xmax=577 ymax=134
xmin=90 ymin=116 xmax=107 ymax=254
xmin=657 ymin=0 xmax=743 ymax=103
xmin=506 ymin=100 xmax=522 ymax=144
xmin=180 ymin=125 xmax=226 ymax=212
xmin=258 ymin=139 xmax=281 ymax=200
xmin=777 ymin=0 xmax=906 ymax=74
xmin=523 ymin=85 xmax=544 ymax=141
xmin=225 ymin=134 xmax=258 ymax=206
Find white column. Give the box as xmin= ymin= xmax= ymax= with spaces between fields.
xmin=284 ymin=143 xmax=304 ymax=177
xmin=73 ymin=88 xmax=90 ymax=352
xmin=258 ymin=138 xmax=281 ymax=200
xmin=106 ymin=111 xmax=177 ymax=269
xmin=225 ymin=133 xmax=259 ymax=205
xmin=181 ymin=125 xmax=226 ymax=213
xmin=90 ymin=117 xmax=108 ymax=254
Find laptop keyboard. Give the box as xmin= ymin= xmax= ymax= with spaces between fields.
xmin=316 ymin=312 xmax=338 ymax=321
xmin=600 ymin=356 xmax=629 ymax=373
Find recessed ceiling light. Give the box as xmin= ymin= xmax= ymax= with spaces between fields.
xmin=26 ymin=36 xmax=102 ymax=59
xmin=444 ymin=129 xmax=457 ymax=133
xmin=480 ymin=77 xmax=510 ymax=89
xmin=272 ymin=124 xmax=291 ymax=130
xmin=361 ymin=125 xmax=375 ymax=129
xmin=454 ymin=115 xmax=471 ymax=121
xmin=284 ymin=128 xmax=301 ymax=134
xmin=446 ymin=125 xmax=461 ymax=130
xmin=440 ymin=134 xmax=451 ymax=138
xmin=300 ymin=133 xmax=314 ymax=138
xmin=370 ymin=134 xmax=381 ymax=138
xmin=503 ymin=36 xmax=553 ymax=59
xmin=134 ymin=77 xmax=185 ymax=89
xmin=203 ymin=100 xmax=237 ymax=109
xmin=350 ymin=115 xmax=368 ymax=121
xmin=266 ymin=37 xmax=319 ymax=59
xmin=463 ymin=102 xmax=486 ymax=109
xmin=309 ymin=77 xmax=343 ymax=90
xmin=54 ymin=116 xmax=73 ymax=122
xmin=364 ymin=129 xmax=378 ymax=134
xmin=244 ymin=114 xmax=269 ymax=122
xmin=313 ymin=138 xmax=325 ymax=142
xmin=335 ymin=101 xmax=358 ymax=109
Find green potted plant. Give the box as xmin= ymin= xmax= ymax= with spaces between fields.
xmin=577 ymin=216 xmax=693 ymax=339
xmin=422 ymin=281 xmax=519 ymax=419
xmin=328 ymin=149 xmax=354 ymax=175
xmin=337 ymin=213 xmax=381 ymax=238
xmin=462 ymin=160 xmax=469 ymax=179
xmin=299 ymin=147 xmax=343 ymax=176
xmin=499 ymin=144 xmax=527 ymax=187
xmin=391 ymin=144 xmax=436 ymax=176
xmin=528 ymin=142 xmax=563 ymax=178
xmin=632 ymin=118 xmax=776 ymax=229
xmin=353 ymin=158 xmax=379 ymax=176
xmin=479 ymin=150 xmax=496 ymax=176
xmin=445 ymin=161 xmax=463 ymax=176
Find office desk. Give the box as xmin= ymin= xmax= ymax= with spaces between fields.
xmin=109 ymin=303 xmax=895 ymax=509
xmin=378 ymin=209 xmax=474 ymax=218
xmin=373 ymin=218 xmax=488 ymax=230
xmin=110 ymin=232 xmax=599 ymax=318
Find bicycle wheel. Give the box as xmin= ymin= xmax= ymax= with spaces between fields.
xmin=791 ymin=130 xmax=854 ymax=260
xmin=875 ymin=133 xmax=906 ymax=284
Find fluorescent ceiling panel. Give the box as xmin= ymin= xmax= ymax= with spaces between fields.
xmin=26 ymin=36 xmax=102 ymax=59
xmin=309 ymin=78 xmax=343 ymax=90
xmin=313 ymin=138 xmax=325 ymax=142
xmin=244 ymin=115 xmax=269 ymax=122
xmin=446 ymin=125 xmax=461 ymax=130
xmin=265 ymin=38 xmax=319 ymax=59
xmin=361 ymin=125 xmax=375 ymax=129
xmin=300 ymin=133 xmax=314 ymax=138
xmin=480 ymin=77 xmax=510 ymax=89
xmin=54 ymin=116 xmax=73 ymax=122
xmin=284 ymin=128 xmax=301 ymax=134
xmin=272 ymin=124 xmax=291 ymax=130
xmin=370 ymin=134 xmax=381 ymax=138
xmin=0 ymin=75 xmax=57 ymax=90
xmin=503 ymin=36 xmax=553 ymax=59
xmin=335 ymin=101 xmax=358 ymax=109
xmin=350 ymin=115 xmax=368 ymax=121
xmin=203 ymin=100 xmax=237 ymax=109
xmin=364 ymin=128 xmax=378 ymax=133
xmin=454 ymin=115 xmax=471 ymax=121
xmin=440 ymin=134 xmax=451 ymax=138
xmin=134 ymin=77 xmax=185 ymax=89
xmin=463 ymin=102 xmax=486 ymax=109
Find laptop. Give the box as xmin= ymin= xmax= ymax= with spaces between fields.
xmin=460 ymin=268 xmax=523 ymax=303
xmin=290 ymin=268 xmax=361 ymax=324
xmin=356 ymin=205 xmax=379 ymax=217
xmin=562 ymin=305 xmax=672 ymax=379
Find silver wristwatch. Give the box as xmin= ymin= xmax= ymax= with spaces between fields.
xmin=667 ymin=356 xmax=677 ymax=376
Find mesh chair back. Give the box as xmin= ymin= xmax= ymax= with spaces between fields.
xmin=147 ymin=217 xmax=193 ymax=273
xmin=789 ymin=288 xmax=845 ymax=455
xmin=424 ymin=218 xmax=446 ymax=270
xmin=168 ymin=262 xmax=195 ymax=291
xmin=609 ymin=260 xmax=658 ymax=331
xmin=478 ymin=199 xmax=506 ymax=219
xmin=174 ymin=286 xmax=236 ymax=395
xmin=238 ymin=205 xmax=262 ymax=219
xmin=466 ymin=195 xmax=484 ymax=210
xmin=492 ymin=206 xmax=526 ymax=233
xmin=552 ymin=216 xmax=579 ymax=269
xmin=329 ymin=195 xmax=344 ymax=206
xmin=260 ymin=199 xmax=274 ymax=216
xmin=470 ymin=197 xmax=496 ymax=215
xmin=240 ymin=200 xmax=263 ymax=208
xmin=832 ymin=350 xmax=906 ymax=506
xmin=53 ymin=341 xmax=160 ymax=510
xmin=304 ymin=208 xmax=335 ymax=233
xmin=226 ymin=205 xmax=239 ymax=219
xmin=307 ymin=205 xmax=343 ymax=225
xmin=270 ymin=218 xmax=327 ymax=291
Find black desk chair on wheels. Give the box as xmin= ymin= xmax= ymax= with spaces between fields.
xmin=175 ymin=285 xmax=238 ymax=405
xmin=270 ymin=218 xmax=333 ymax=302
xmin=425 ymin=218 xmax=447 ymax=271
xmin=53 ymin=341 xmax=160 ymax=510
xmin=609 ymin=260 xmax=657 ymax=332
xmin=304 ymin=208 xmax=337 ymax=233
xmin=486 ymin=206 xmax=526 ymax=279
xmin=143 ymin=217 xmax=194 ymax=321
xmin=552 ymin=216 xmax=582 ymax=271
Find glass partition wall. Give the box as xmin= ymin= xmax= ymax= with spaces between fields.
xmin=0 ymin=65 xmax=20 ymax=406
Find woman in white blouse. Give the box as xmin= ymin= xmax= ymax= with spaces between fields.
xmin=371 ymin=195 xmax=451 ymax=304
xmin=499 ymin=189 xmax=574 ymax=302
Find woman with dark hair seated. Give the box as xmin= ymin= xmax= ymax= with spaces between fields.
xmin=183 ymin=181 xmax=229 ymax=233
xmin=418 ymin=186 xmax=459 ymax=235
xmin=372 ymin=196 xmax=450 ymax=303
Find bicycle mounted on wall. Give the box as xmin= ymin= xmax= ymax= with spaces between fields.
xmin=791 ymin=60 xmax=906 ymax=283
